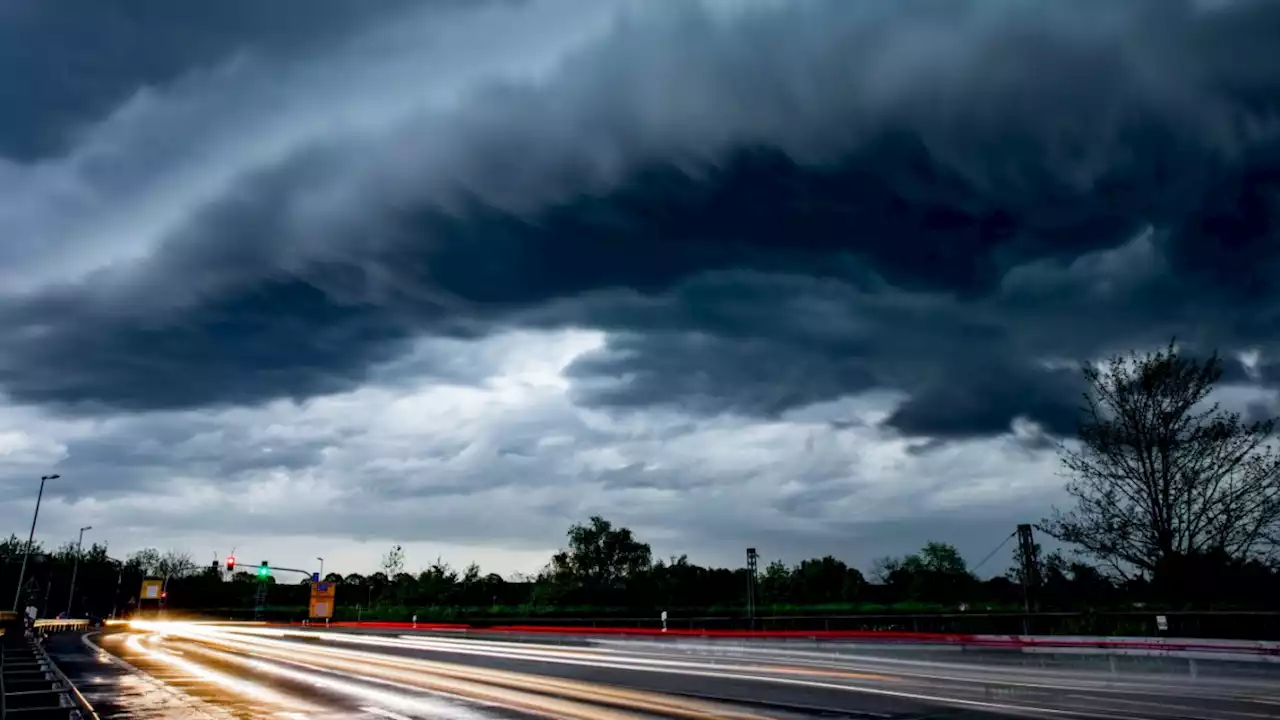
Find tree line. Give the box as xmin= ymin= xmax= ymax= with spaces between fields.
xmin=2 ymin=342 xmax=1278 ymax=620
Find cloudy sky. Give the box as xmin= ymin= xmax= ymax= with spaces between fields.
xmin=2 ymin=0 xmax=1278 ymax=579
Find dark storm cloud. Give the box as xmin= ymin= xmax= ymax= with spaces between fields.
xmin=885 ymin=366 xmax=1084 ymax=439
xmin=39 ymin=413 xmax=345 ymax=501
xmin=0 ymin=278 xmax=411 ymax=412
xmin=3 ymin=0 xmax=1280 ymax=438
xmin=566 ymin=330 xmax=879 ymax=417
xmin=557 ymin=270 xmax=1091 ymax=437
xmin=0 ymin=0 xmax=425 ymax=159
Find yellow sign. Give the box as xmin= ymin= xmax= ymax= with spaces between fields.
xmin=140 ymin=579 xmax=163 ymax=601
xmin=309 ymin=581 xmax=336 ymax=619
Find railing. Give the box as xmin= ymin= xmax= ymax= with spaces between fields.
xmin=31 ymin=620 xmax=90 ymax=633
xmin=450 ymin=611 xmax=1280 ymax=640
xmin=28 ymin=636 xmax=99 ymax=719
xmin=182 ymin=608 xmax=1280 ymax=640
xmin=1 ymin=613 xmax=98 ymax=719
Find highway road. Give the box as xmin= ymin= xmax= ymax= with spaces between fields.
xmin=49 ymin=622 xmax=1280 ymax=720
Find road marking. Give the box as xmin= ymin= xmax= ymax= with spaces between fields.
xmin=359 ymin=708 xmax=414 ymax=720
xmin=1063 ymin=693 xmax=1280 ymax=720
xmin=757 ymin=665 xmax=893 ymax=681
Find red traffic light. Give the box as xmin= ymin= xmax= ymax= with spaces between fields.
xmin=226 ymin=555 xmax=236 ymax=571
xmin=161 ymin=591 xmax=167 ymax=599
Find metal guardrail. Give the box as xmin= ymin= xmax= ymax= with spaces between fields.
xmin=31 ymin=621 xmax=90 ymax=634
xmin=436 ymin=610 xmax=1280 ymax=640
xmin=0 ymin=611 xmax=98 ymax=720
xmin=28 ymin=635 xmax=99 ymax=720
xmin=2 ymin=636 xmax=89 ymax=719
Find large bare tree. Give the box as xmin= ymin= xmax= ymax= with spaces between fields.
xmin=157 ymin=549 xmax=196 ymax=579
xmin=1044 ymin=343 xmax=1280 ymax=580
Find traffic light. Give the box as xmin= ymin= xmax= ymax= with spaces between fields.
xmin=258 ymin=561 xmax=270 ymax=579
xmin=226 ymin=555 xmax=236 ymax=573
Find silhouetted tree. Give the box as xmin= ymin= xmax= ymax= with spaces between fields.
xmin=759 ymin=560 xmax=792 ymax=603
xmin=879 ymin=542 xmax=977 ymax=603
xmin=549 ymin=516 xmax=652 ymax=602
xmin=792 ymin=556 xmax=864 ymax=604
xmin=157 ymin=550 xmax=196 ymax=579
xmin=1044 ymin=342 xmax=1280 ymax=588
xmin=381 ymin=545 xmax=405 ymax=577
xmin=417 ymin=559 xmax=458 ymax=604
xmin=127 ymin=548 xmax=162 ymax=576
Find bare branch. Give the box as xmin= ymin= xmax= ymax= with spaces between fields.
xmin=1043 ymin=342 xmax=1280 ymax=589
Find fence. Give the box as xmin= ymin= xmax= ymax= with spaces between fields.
xmin=461 ymin=611 xmax=1280 ymax=640
xmin=193 ymin=607 xmax=1280 ymax=640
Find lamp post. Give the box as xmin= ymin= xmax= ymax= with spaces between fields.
xmin=107 ymin=556 xmax=124 ymax=620
xmin=66 ymin=525 xmax=92 ymax=617
xmin=317 ymin=557 xmax=325 ymax=580
xmin=12 ymin=474 xmax=58 ymax=612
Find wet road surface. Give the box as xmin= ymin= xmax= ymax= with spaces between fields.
xmin=49 ymin=630 xmax=544 ymax=720
xmin=44 ymin=623 xmax=1280 ymax=719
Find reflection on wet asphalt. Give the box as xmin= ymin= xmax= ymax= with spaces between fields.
xmin=46 ymin=631 xmax=538 ymax=720
xmin=49 ymin=623 xmax=1280 ymax=720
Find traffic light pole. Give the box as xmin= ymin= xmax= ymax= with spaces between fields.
xmin=264 ymin=566 xmax=316 ymax=580
xmin=252 ymin=563 xmax=318 ymax=621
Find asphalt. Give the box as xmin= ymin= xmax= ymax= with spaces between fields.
xmin=47 ymin=630 xmax=542 ymax=720
xmin=40 ymin=625 xmax=1280 ymax=720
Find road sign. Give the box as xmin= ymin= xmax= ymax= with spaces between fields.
xmin=309 ymin=581 xmax=336 ymax=619
xmin=140 ymin=579 xmax=162 ymax=601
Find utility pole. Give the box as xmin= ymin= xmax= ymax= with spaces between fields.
xmin=1016 ymin=523 xmax=1039 ymax=635
xmin=745 ymin=547 xmax=759 ymax=631
xmin=66 ymin=525 xmax=92 ymax=617
xmin=111 ymin=560 xmax=123 ymax=619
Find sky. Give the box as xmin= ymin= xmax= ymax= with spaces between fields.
xmin=2 ymin=0 xmax=1279 ymax=579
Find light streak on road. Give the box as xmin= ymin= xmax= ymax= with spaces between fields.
xmin=146 ymin=623 xmax=1109 ymax=716
xmin=168 ymin=640 xmax=533 ymax=720
xmin=121 ymin=632 xmax=318 ymax=715
xmin=100 ymin=621 xmax=1280 ymax=720
xmin=126 ymin=621 xmax=778 ymax=719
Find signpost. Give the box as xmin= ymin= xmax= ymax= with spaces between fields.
xmin=140 ymin=579 xmax=162 ymax=602
xmin=139 ymin=578 xmax=163 ymax=617
xmin=309 ymin=581 xmax=336 ymax=620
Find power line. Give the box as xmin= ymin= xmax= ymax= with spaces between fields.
xmin=971 ymin=531 xmax=1017 ymax=575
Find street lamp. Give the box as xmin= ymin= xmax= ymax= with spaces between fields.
xmin=317 ymin=557 xmax=325 ymax=580
xmin=107 ymin=556 xmax=124 ymax=620
xmin=66 ymin=525 xmax=92 ymax=617
xmin=12 ymin=474 xmax=58 ymax=612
